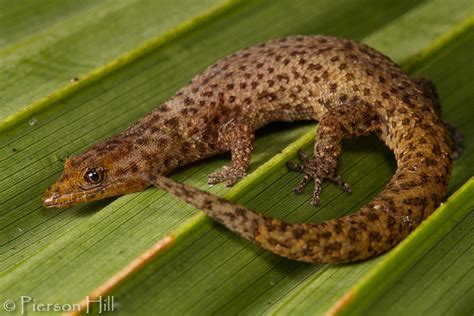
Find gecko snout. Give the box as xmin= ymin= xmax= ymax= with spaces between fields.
xmin=42 ymin=188 xmax=61 ymax=208
xmin=41 ymin=178 xmax=78 ymax=208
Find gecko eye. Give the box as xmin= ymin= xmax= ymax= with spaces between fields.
xmin=84 ymin=168 xmax=103 ymax=184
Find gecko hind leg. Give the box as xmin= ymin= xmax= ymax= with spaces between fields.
xmin=208 ymin=118 xmax=255 ymax=187
xmin=287 ymin=104 xmax=380 ymax=207
xmin=446 ymin=121 xmax=464 ymax=159
xmin=412 ymin=76 xmax=441 ymax=113
xmin=413 ymin=76 xmax=464 ymax=158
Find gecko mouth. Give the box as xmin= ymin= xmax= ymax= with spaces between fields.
xmin=42 ymin=197 xmax=74 ymax=208
xmin=42 ymin=187 xmax=107 ymax=208
xmin=42 ymin=179 xmax=149 ymax=208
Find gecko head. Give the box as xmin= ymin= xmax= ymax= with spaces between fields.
xmin=42 ymin=140 xmax=151 ymax=208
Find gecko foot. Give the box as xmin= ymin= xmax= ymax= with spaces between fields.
xmin=286 ymin=150 xmax=351 ymax=207
xmin=208 ymin=166 xmax=247 ymax=187
xmin=445 ymin=122 xmax=464 ymax=159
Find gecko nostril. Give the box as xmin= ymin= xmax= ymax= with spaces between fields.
xmin=42 ymin=189 xmax=58 ymax=203
xmin=42 ymin=190 xmax=62 ymax=207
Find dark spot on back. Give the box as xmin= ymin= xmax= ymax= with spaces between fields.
xmin=369 ymin=231 xmax=382 ymax=242
xmin=321 ymin=231 xmax=332 ymax=239
xmin=308 ymin=63 xmax=322 ymax=70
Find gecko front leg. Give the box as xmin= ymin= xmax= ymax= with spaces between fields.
xmin=287 ymin=104 xmax=380 ymax=206
xmin=208 ymin=118 xmax=255 ymax=187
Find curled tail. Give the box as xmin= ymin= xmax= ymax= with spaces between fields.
xmin=150 ymin=156 xmax=450 ymax=264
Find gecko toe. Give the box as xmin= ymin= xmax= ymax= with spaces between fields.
xmin=328 ymin=175 xmax=352 ymax=194
xmin=208 ymin=166 xmax=246 ymax=187
xmin=311 ymin=177 xmax=323 ymax=207
xmin=297 ymin=149 xmax=310 ymax=163
xmin=292 ymin=174 xmax=312 ymax=194
xmin=286 ymin=161 xmax=304 ymax=172
xmin=286 ymin=149 xmax=312 ymax=173
xmin=311 ymin=196 xmax=320 ymax=207
xmin=225 ymin=176 xmax=240 ymax=187
xmin=287 ymin=151 xmax=351 ymax=207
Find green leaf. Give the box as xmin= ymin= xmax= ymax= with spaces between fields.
xmin=0 ymin=0 xmax=233 ymax=123
xmin=0 ymin=0 xmax=472 ymax=315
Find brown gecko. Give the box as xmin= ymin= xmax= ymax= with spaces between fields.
xmin=42 ymin=35 xmax=462 ymax=263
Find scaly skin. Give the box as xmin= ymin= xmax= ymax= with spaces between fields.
xmin=42 ymin=35 xmax=460 ymax=263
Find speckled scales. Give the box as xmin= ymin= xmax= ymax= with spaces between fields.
xmin=43 ymin=35 xmax=456 ymax=263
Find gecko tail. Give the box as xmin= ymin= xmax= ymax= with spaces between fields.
xmin=149 ymin=173 xmax=432 ymax=264
xmin=150 ymin=175 xmax=262 ymax=242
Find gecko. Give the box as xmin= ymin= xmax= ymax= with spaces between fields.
xmin=42 ymin=35 xmax=462 ymax=263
